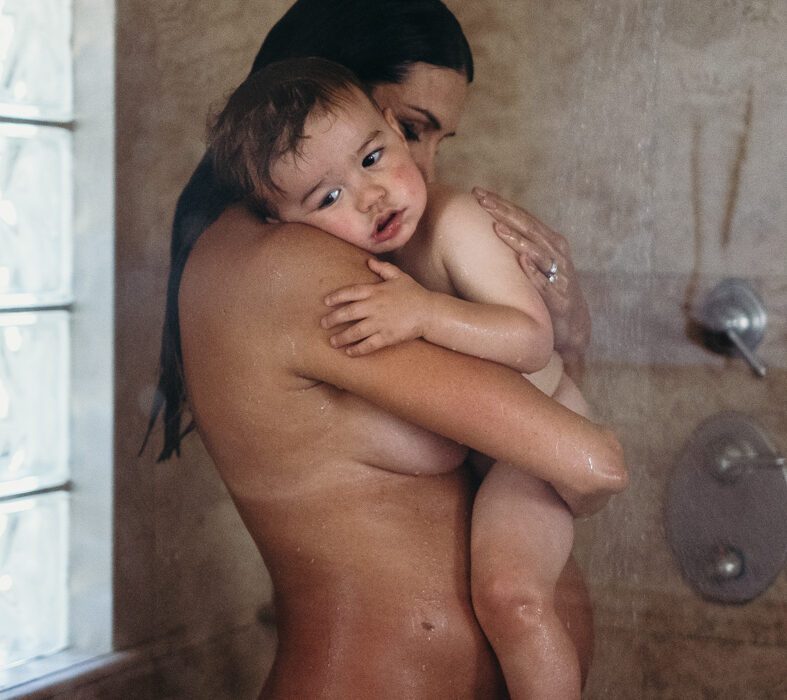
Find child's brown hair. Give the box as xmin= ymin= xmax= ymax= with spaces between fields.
xmin=208 ymin=57 xmax=374 ymax=219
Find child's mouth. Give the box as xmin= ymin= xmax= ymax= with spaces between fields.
xmin=373 ymin=211 xmax=402 ymax=242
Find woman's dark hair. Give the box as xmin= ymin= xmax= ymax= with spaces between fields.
xmin=251 ymin=0 xmax=473 ymax=85
xmin=142 ymin=0 xmax=473 ymax=461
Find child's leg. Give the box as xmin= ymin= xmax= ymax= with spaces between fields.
xmin=471 ymin=462 xmax=579 ymax=700
xmin=551 ymin=371 xmax=591 ymax=418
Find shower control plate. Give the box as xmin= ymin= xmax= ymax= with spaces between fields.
xmin=665 ymin=412 xmax=787 ymax=603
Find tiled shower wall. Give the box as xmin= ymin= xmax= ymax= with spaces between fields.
xmin=90 ymin=1 xmax=786 ymax=697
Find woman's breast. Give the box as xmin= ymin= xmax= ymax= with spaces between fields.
xmin=332 ymin=389 xmax=468 ymax=476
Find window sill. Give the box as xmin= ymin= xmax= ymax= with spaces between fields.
xmin=0 ymin=649 xmax=134 ymax=699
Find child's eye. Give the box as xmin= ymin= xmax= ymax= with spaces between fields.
xmin=399 ymin=121 xmax=420 ymax=142
xmin=362 ymin=148 xmax=383 ymax=168
xmin=318 ymin=189 xmax=341 ymax=209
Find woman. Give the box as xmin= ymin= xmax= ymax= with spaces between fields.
xmin=146 ymin=1 xmax=613 ymax=696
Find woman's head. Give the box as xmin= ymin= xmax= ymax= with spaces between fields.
xmin=250 ymin=0 xmax=473 ymax=181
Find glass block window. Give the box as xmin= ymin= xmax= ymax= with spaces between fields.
xmin=0 ymin=0 xmax=73 ymax=676
xmin=0 ymin=312 xmax=70 ymax=497
xmin=0 ymin=492 xmax=69 ymax=669
xmin=0 ymin=123 xmax=72 ymax=308
xmin=0 ymin=0 xmax=73 ymax=121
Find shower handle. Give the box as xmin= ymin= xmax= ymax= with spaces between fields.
xmin=697 ymin=279 xmax=767 ymax=377
xmin=713 ymin=452 xmax=786 ymax=483
xmin=725 ymin=327 xmax=766 ymax=377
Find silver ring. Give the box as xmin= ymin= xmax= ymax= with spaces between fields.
xmin=547 ymin=260 xmax=558 ymax=284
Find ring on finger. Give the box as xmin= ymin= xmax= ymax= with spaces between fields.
xmin=546 ymin=259 xmax=558 ymax=284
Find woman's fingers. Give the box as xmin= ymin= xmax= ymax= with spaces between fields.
xmin=494 ymin=221 xmax=536 ymax=255
xmin=473 ymin=187 xmax=562 ymax=253
xmin=517 ymin=235 xmax=564 ymax=277
xmin=475 ymin=186 xmax=591 ymax=358
xmin=495 ymin=222 xmax=557 ymax=271
xmin=523 ymin=256 xmax=568 ymax=296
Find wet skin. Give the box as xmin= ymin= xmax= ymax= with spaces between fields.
xmin=179 ymin=206 xmax=623 ymax=696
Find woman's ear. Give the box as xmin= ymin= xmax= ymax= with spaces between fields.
xmin=383 ymin=107 xmax=406 ymax=142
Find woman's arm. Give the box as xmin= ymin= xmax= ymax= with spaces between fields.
xmin=472 ymin=188 xmax=591 ymax=380
xmin=257 ymin=224 xmax=625 ymax=516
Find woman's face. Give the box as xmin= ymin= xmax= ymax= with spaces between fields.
xmin=372 ymin=63 xmax=469 ymax=183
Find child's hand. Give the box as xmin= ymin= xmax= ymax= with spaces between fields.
xmin=321 ymin=258 xmax=433 ymax=356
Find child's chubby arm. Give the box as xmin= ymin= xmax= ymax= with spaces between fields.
xmin=321 ymin=186 xmax=555 ymax=373
xmin=418 ymin=184 xmax=554 ymax=373
xmin=320 ymin=257 xmax=438 ymax=357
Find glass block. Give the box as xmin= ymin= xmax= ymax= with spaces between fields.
xmin=0 ymin=0 xmax=72 ymax=121
xmin=0 ymin=491 xmax=69 ymax=670
xmin=0 ymin=311 xmax=69 ymax=497
xmin=0 ymin=123 xmax=72 ymax=309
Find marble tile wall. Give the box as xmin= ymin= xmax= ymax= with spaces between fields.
xmin=109 ymin=0 xmax=784 ymax=697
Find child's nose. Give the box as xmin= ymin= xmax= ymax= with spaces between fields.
xmin=358 ymin=181 xmax=387 ymax=211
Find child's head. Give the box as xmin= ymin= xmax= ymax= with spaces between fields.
xmin=209 ymin=57 xmax=427 ymax=254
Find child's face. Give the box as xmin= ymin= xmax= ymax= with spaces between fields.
xmin=268 ymin=90 xmax=427 ymax=254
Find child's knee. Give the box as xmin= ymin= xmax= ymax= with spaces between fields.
xmin=472 ymin=569 xmax=556 ymax=633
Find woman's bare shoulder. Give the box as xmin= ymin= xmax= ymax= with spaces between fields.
xmin=186 ymin=205 xmax=376 ymax=310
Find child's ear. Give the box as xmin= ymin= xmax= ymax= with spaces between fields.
xmin=382 ymin=108 xmax=406 ymax=142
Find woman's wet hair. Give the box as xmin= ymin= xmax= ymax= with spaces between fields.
xmin=144 ymin=0 xmax=473 ymax=461
xmin=208 ymin=58 xmax=374 ymax=220
xmin=251 ymin=0 xmax=473 ymax=86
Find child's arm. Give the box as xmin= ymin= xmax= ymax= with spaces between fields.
xmin=321 ymin=187 xmax=555 ymax=373
xmin=322 ymin=254 xmax=552 ymax=372
xmin=414 ymin=187 xmax=554 ymax=373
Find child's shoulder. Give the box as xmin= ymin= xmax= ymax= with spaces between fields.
xmin=424 ymin=183 xmax=486 ymax=223
xmin=422 ymin=184 xmax=495 ymax=246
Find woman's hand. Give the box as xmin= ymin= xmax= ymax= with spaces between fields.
xmin=321 ymin=258 xmax=433 ymax=356
xmin=472 ymin=187 xmax=591 ymax=375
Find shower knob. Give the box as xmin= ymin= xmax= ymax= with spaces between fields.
xmin=711 ymin=546 xmax=744 ymax=580
xmin=697 ymin=278 xmax=767 ymax=377
xmin=665 ymin=412 xmax=787 ymax=603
